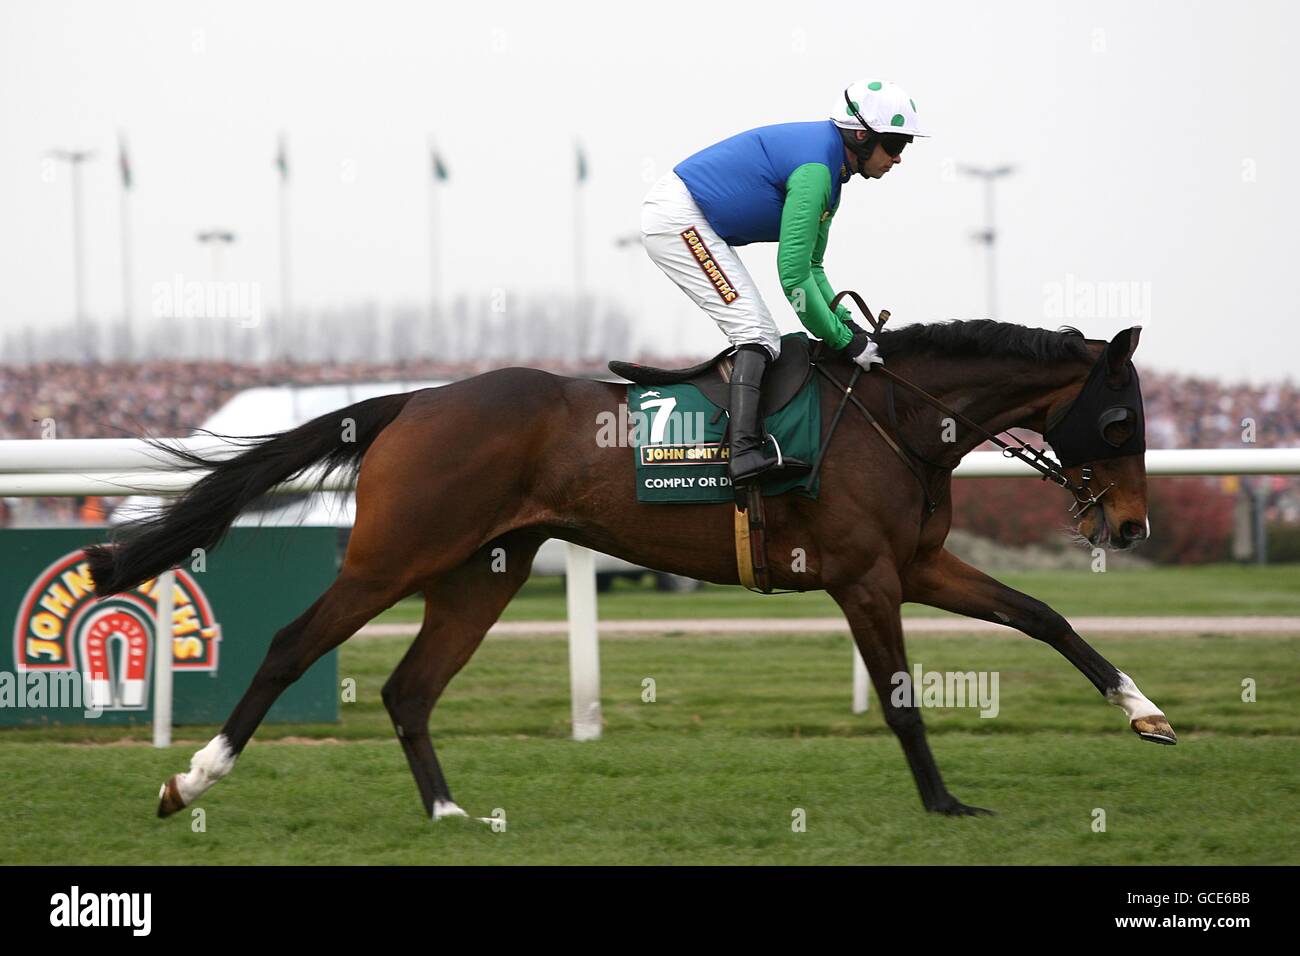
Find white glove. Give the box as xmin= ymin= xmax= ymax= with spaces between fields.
xmin=855 ymin=339 xmax=884 ymax=370
xmin=843 ymin=332 xmax=884 ymax=371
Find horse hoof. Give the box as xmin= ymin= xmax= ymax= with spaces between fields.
xmin=157 ymin=776 xmax=186 ymax=818
xmin=1132 ymin=714 xmax=1177 ymax=745
xmin=930 ymin=797 xmax=994 ymax=817
xmin=432 ymin=799 xmax=470 ymax=821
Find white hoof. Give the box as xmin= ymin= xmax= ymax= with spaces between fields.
xmin=1105 ymin=672 xmax=1163 ymax=723
xmin=432 ymin=800 xmax=496 ymax=825
xmin=432 ymin=799 xmax=469 ymax=821
xmin=172 ymin=738 xmax=233 ymax=806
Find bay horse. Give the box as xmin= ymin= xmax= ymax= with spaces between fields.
xmin=85 ymin=318 xmax=1175 ymax=820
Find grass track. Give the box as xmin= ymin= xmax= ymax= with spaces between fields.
xmin=2 ymin=628 xmax=1297 ymax=864
xmin=374 ymin=564 xmax=1300 ymax=624
xmin=3 ymin=734 xmax=1294 ymax=865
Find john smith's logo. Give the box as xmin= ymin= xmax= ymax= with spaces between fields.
xmin=14 ymin=551 xmax=221 ymax=711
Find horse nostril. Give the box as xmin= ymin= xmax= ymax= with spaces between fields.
xmin=1120 ymin=520 xmax=1146 ymax=542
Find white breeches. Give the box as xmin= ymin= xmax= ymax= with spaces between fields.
xmin=640 ymin=171 xmax=782 ymax=361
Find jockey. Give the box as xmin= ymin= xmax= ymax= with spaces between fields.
xmin=641 ymin=79 xmax=927 ymax=487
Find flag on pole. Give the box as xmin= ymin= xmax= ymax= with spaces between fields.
xmin=431 ymin=148 xmax=448 ymax=182
xmin=118 ymin=131 xmax=132 ymax=190
xmin=276 ymin=132 xmax=289 ymax=181
xmin=576 ymin=143 xmax=588 ymax=183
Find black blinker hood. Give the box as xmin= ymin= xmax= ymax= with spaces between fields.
xmin=1044 ymin=345 xmax=1146 ymax=468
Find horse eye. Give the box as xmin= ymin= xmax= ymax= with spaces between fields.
xmin=1100 ymin=408 xmax=1135 ymax=446
xmin=1102 ymin=421 xmax=1131 ymax=445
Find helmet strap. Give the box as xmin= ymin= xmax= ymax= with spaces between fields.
xmin=842 ymin=88 xmax=881 ymax=179
xmin=840 ymin=126 xmax=878 ymax=180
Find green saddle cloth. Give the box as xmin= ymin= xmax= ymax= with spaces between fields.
xmin=625 ymin=333 xmax=822 ymax=504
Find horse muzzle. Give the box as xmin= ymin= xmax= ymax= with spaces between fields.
xmin=1085 ymin=510 xmax=1149 ymax=551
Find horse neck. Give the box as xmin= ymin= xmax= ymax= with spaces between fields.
xmin=887 ymin=348 xmax=1100 ymax=468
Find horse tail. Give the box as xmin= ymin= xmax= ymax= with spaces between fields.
xmin=84 ymin=390 xmax=417 ymax=597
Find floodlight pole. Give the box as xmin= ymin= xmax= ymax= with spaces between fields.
xmin=960 ymin=165 xmax=1015 ymax=319
xmin=47 ymin=149 xmax=95 ymax=350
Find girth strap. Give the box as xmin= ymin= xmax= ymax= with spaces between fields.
xmin=733 ymin=485 xmax=772 ymax=593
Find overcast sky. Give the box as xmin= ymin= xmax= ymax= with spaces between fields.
xmin=1 ymin=0 xmax=1296 ymax=381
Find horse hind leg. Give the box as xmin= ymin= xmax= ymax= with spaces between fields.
xmin=382 ymin=535 xmax=543 ymax=822
xmin=830 ymin=573 xmax=993 ymax=817
xmin=157 ymin=567 xmax=411 ymax=817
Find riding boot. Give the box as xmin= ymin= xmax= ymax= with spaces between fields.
xmin=727 ymin=344 xmax=809 ymax=489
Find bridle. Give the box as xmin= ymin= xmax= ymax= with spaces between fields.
xmin=806 ymin=292 xmax=1119 ymax=520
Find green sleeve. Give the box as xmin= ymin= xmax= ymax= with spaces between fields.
xmin=777 ymin=163 xmax=853 ymax=350
xmin=811 ymin=213 xmax=854 ymax=326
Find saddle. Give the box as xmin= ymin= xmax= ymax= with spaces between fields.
xmin=609 ymin=334 xmax=821 ymax=598
xmin=608 ymin=333 xmax=813 ymax=417
xmin=608 ymin=295 xmax=891 ymax=596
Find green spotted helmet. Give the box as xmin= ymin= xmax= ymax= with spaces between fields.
xmin=833 ymin=78 xmax=928 ymax=138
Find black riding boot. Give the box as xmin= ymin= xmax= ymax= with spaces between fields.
xmin=727 ymin=344 xmax=809 ymax=488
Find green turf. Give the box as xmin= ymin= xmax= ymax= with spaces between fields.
xmin=3 ymin=734 xmax=1294 ymax=865
xmin=372 ymin=563 xmax=1300 ymax=625
xmin=2 ymin=629 xmax=1296 ymax=864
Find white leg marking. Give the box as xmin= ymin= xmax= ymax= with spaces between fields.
xmin=172 ymin=735 xmax=236 ymax=805
xmin=1106 ymin=672 xmax=1163 ymax=721
xmin=432 ymin=799 xmax=469 ymax=821
xmin=1145 ymin=515 xmax=1152 ymax=542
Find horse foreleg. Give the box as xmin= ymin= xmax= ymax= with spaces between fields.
xmin=830 ymin=568 xmax=992 ymax=817
xmin=157 ymin=569 xmax=410 ymax=817
xmin=901 ymin=546 xmax=1175 ymax=744
xmin=382 ymin=536 xmax=542 ymax=821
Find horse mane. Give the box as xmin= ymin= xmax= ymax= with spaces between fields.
xmin=875 ymin=319 xmax=1093 ymax=363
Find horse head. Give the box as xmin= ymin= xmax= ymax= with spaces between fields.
xmin=1044 ymin=326 xmax=1148 ymax=551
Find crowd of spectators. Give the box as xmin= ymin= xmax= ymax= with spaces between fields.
xmin=3 ymin=359 xmax=1298 ymax=527
xmin=1142 ymin=375 xmax=1300 ymax=450
xmin=0 ymin=358 xmax=565 ymax=443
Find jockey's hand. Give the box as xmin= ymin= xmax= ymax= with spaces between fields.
xmin=840 ymin=331 xmax=884 ymax=371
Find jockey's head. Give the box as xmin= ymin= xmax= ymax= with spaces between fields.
xmin=832 ymin=78 xmax=929 ymax=181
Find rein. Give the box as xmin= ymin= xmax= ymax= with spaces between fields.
xmin=810 ymin=292 xmax=1114 ymax=520
xmin=806 ymin=360 xmax=940 ymax=516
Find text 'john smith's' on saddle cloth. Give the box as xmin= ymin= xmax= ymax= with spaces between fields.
xmin=624 ymin=362 xmax=822 ymax=504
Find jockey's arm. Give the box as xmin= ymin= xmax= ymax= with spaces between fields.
xmin=811 ymin=212 xmax=856 ymax=327
xmin=777 ymin=163 xmax=855 ymax=350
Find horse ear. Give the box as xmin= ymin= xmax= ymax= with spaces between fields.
xmin=1106 ymin=326 xmax=1141 ymax=380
